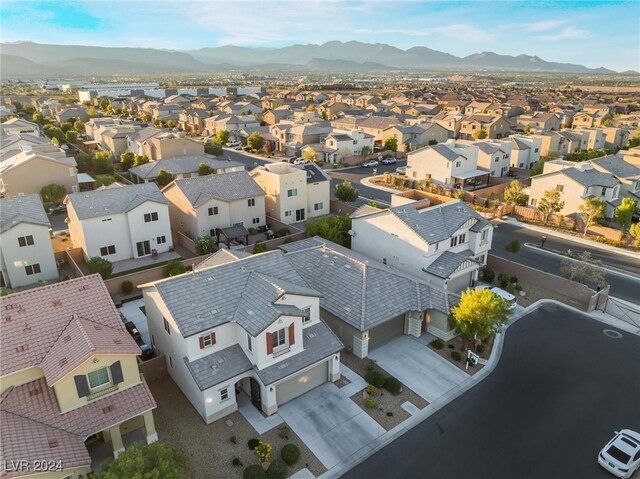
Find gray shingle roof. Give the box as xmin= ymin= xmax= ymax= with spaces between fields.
xmin=194 ymin=249 xmax=251 ymax=270
xmin=561 ymin=167 xmax=620 ymax=188
xmin=430 ymin=144 xmax=464 ymax=162
xmin=169 ymin=171 xmax=264 ymax=208
xmin=299 ymin=163 xmax=330 ymax=183
xmin=390 ymin=200 xmax=486 ymax=244
xmin=591 ymin=155 xmax=640 ymax=179
xmin=0 ymin=194 xmax=50 ymax=234
xmin=425 ymin=250 xmax=477 ymax=279
xmin=66 ymin=183 xmax=167 ymax=220
xmin=129 ymin=155 xmax=242 ymax=180
xmin=255 ymin=322 xmax=343 ymax=385
xmin=184 ymin=345 xmax=252 ymax=391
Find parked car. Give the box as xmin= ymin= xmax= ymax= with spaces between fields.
xmin=124 ymin=321 xmax=142 ymax=342
xmin=631 ymin=212 xmax=640 ymax=224
xmin=227 ymin=140 xmax=240 ymax=148
xmin=598 ymin=429 xmax=640 ymax=478
xmin=381 ymin=157 xmax=397 ymax=165
xmin=292 ymin=157 xmax=306 ymax=165
xmin=48 ymin=204 xmax=67 ymax=215
xmin=395 ymin=166 xmax=407 ymax=175
xmin=138 ymin=342 xmax=156 ymax=361
xmin=475 ymin=285 xmax=517 ymax=310
xmin=362 ymin=159 xmax=379 ymax=168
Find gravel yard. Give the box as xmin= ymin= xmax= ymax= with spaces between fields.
xmin=148 ymin=376 xmax=325 ymax=478
xmin=427 ymin=335 xmax=494 ymax=376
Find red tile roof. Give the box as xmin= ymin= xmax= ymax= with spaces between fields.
xmin=0 ymin=275 xmax=127 ymax=376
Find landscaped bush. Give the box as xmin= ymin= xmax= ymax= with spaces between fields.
xmin=281 ymin=444 xmax=300 ymax=466
xmin=267 ymin=459 xmax=288 ymax=479
xmin=248 ymin=227 xmax=258 ymax=235
xmin=505 ymin=239 xmax=521 ymax=254
xmin=451 ymin=351 xmax=462 ymax=361
xmin=480 ymin=266 xmax=495 ymax=283
xmin=165 ymin=259 xmax=186 ymax=277
xmin=229 ymin=435 xmax=237 ymax=444
xmin=232 ymin=457 xmax=242 ymax=466
xmin=476 ymin=344 xmax=486 ymax=353
xmin=497 ymin=272 xmax=510 ymax=288
xmin=383 ymin=376 xmax=403 ymax=395
xmin=365 ymin=384 xmax=378 ymax=396
xmin=274 ymin=228 xmax=290 ymax=238
xmin=283 ymin=237 xmax=296 ymax=244
xmin=364 ymin=370 xmax=386 ymax=388
xmin=247 ymin=438 xmax=260 ymax=450
xmin=510 ymin=275 xmax=518 ymax=284
xmin=447 ymin=344 xmax=454 ymax=349
xmin=430 ymin=338 xmax=443 ymax=349
xmin=365 ymin=398 xmax=377 ymax=409
xmin=243 ymin=464 xmax=266 ymax=479
xmin=121 ymin=280 xmax=133 ymax=294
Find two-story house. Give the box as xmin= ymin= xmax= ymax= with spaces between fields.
xmin=302 ymin=129 xmax=375 ymax=163
xmin=126 ymin=127 xmax=163 ymax=156
xmin=140 ymin=133 xmax=205 ymax=162
xmin=0 ymin=118 xmax=42 ymax=137
xmin=573 ymin=127 xmax=606 ymax=151
xmin=381 ymin=123 xmax=450 ymax=152
xmin=508 ymin=135 xmax=542 ymax=169
xmin=458 ymin=114 xmax=511 ymax=140
xmin=590 ymin=155 xmax=640 ymax=201
xmin=129 ymin=155 xmax=243 ymax=184
xmin=162 ymin=170 xmax=266 ymax=240
xmin=471 ymin=141 xmax=512 ymax=177
xmin=65 ymin=183 xmax=173 ymax=262
xmin=432 ymin=110 xmax=466 ymax=138
xmin=517 ymin=112 xmax=562 ymax=132
xmin=249 ymin=163 xmax=330 ymax=224
xmin=0 ymin=195 xmax=58 ymax=289
xmin=0 ymin=275 xmax=157 ymax=479
xmin=350 ymin=196 xmax=492 ymax=294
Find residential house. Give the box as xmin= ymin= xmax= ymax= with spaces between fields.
xmin=0 ymin=118 xmax=42 ymax=137
xmin=221 ymin=101 xmax=262 ymax=116
xmin=573 ymin=127 xmax=606 ymax=151
xmin=601 ymin=127 xmax=631 ymax=150
xmin=151 ymin=103 xmax=183 ymax=122
xmin=126 ymin=127 xmax=163 ymax=156
xmin=65 ymin=183 xmax=173 ymax=262
xmin=161 ymin=170 xmax=266 ymax=240
xmin=129 ymin=155 xmax=243 ymax=184
xmin=558 ymin=130 xmax=588 ymax=154
xmin=264 ymin=109 xmax=293 ymax=126
xmin=249 ymin=162 xmax=330 ymax=224
xmin=355 ymin=95 xmax=381 ymax=108
xmin=55 ymin=106 xmax=89 ymax=124
xmin=204 ymin=114 xmax=260 ymax=137
xmin=178 ymin=109 xmax=211 ymax=134
xmin=464 ymin=102 xmax=501 ymax=115
xmin=0 ymin=195 xmax=58 ymax=288
xmin=0 ymin=132 xmax=50 ymax=159
xmin=508 ymin=135 xmax=542 ymax=169
xmin=471 ymin=141 xmax=512 ymax=177
xmin=590 ymin=155 xmax=640 ymax=201
xmin=530 ymin=131 xmax=568 ymax=157
xmin=101 ymin=127 xmax=139 ymax=157
xmin=382 ymin=123 xmax=450 ymax=152
xmin=572 ymin=111 xmax=613 ymax=129
xmin=271 ymin=123 xmax=333 ymax=156
xmin=317 ymin=101 xmax=349 ymax=120
xmin=517 ymin=112 xmax=562 ymax=132
xmin=303 ymin=130 xmax=374 ymax=163
xmin=141 ymin=133 xmax=205 ymax=162
xmin=0 ymin=275 xmax=157 ymax=478
xmin=458 ymin=115 xmax=511 ymax=140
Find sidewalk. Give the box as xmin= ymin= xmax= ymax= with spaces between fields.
xmin=360 ymin=175 xmax=400 ymax=194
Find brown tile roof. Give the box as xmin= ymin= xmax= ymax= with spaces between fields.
xmin=0 ymin=275 xmax=125 ymax=377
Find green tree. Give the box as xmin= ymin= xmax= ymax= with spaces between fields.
xmin=167 ymin=120 xmax=176 ymax=129
xmin=194 ymin=235 xmax=216 ymax=255
xmin=43 ymin=125 xmax=66 ymax=143
xmin=360 ymin=145 xmax=371 ymax=156
xmin=73 ymin=120 xmax=85 ymax=132
xmin=502 ymin=181 xmax=528 ymax=207
xmin=120 ymin=151 xmax=135 ymax=170
xmin=51 ymin=137 xmax=60 ymax=146
xmin=75 ymin=152 xmax=93 ymax=173
xmin=523 ymin=124 xmax=531 ymax=134
xmin=60 ymin=122 xmax=73 ymax=133
xmin=215 ymin=129 xmax=230 ymax=145
xmin=32 ymin=112 xmax=44 ymax=125
xmin=247 ymin=132 xmax=264 ymax=151
xmin=94 ymin=175 xmax=117 ymax=188
xmin=530 ymin=152 xmax=561 ymax=176
xmin=96 ymin=442 xmax=187 ymax=479
xmin=578 ymin=197 xmax=606 ymax=236
xmin=473 ymin=128 xmax=488 ymax=140
xmin=614 ymin=197 xmax=637 ymax=230
xmin=629 ymin=222 xmax=640 ymax=243
xmin=252 ymin=241 xmax=267 ymax=254
xmin=165 ymin=260 xmax=186 ymax=277
xmin=198 ymin=162 xmax=215 ymax=176
xmin=505 ymin=239 xmax=521 ymax=254
xmin=65 ymin=130 xmax=78 ymax=144
xmin=538 ymin=188 xmax=565 ymax=225
xmin=204 ymin=141 xmax=223 ymax=156
xmin=87 ymin=257 xmax=113 ymax=279
xmin=302 ymin=147 xmax=318 ymax=163
xmin=92 ymin=151 xmax=114 ymax=174
xmin=628 ymin=133 xmax=640 ymax=149
xmin=40 ymin=183 xmax=67 ymax=203
xmin=155 ymin=169 xmax=173 ymax=187
xmin=133 ymin=154 xmax=150 ymax=167
xmin=334 ymin=181 xmax=359 ymax=202
xmin=99 ymin=98 xmax=109 ymax=111
xmin=451 ymin=288 xmax=511 ymax=347
xmin=305 ymin=215 xmax=352 ymax=248
xmin=560 ymin=252 xmax=607 ymax=289
xmin=383 ymin=137 xmax=398 ymax=152
xmin=602 ymin=119 xmax=613 ymax=127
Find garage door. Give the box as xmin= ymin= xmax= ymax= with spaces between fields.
xmin=369 ymin=314 xmax=405 ymax=349
xmin=448 ymin=273 xmax=472 ymax=293
xmin=276 ymin=361 xmax=329 ymax=406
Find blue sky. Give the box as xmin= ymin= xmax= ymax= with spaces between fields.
xmin=1 ymin=0 xmax=638 ymax=71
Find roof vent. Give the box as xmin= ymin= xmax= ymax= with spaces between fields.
xmin=306 ymin=332 xmax=317 ymax=339
xmin=113 ymin=339 xmax=123 ymax=344
xmin=211 ymin=364 xmax=218 ymax=372
xmin=48 ymin=439 xmax=59 ymax=449
xmin=102 ymin=404 xmax=116 ymax=414
xmin=216 ymin=357 xmax=225 ymax=364
xmin=277 ymin=362 xmax=289 ymax=370
xmin=247 ymin=310 xmax=255 ymax=316
xmin=52 ymin=299 xmax=62 ymax=307
xmin=29 ymin=387 xmax=42 ymax=397
xmin=15 ymin=345 xmax=28 ymax=353
xmin=59 ymin=358 xmax=68 ymax=367
xmin=3 ymin=315 xmax=11 ymax=323
xmin=63 ymin=335 xmax=72 ymax=343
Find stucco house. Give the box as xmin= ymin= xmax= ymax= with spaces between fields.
xmin=162 ymin=170 xmax=266 ymax=240
xmin=508 ymin=135 xmax=542 ymax=169
xmin=249 ymin=162 xmax=330 ymax=224
xmin=65 ymin=183 xmax=173 ymax=262
xmin=382 ymin=123 xmax=450 ymax=152
xmin=471 ymin=140 xmax=512 ymax=177
xmin=140 ymin=133 xmax=205 ymax=162
xmin=590 ymin=154 xmax=640 ymax=201
xmin=458 ymin=114 xmax=511 ymax=140
xmin=0 ymin=118 xmax=42 ymax=137
xmin=0 ymin=275 xmax=157 ymax=479
xmin=129 ymin=155 xmax=243 ymax=184
xmin=0 ymin=195 xmax=58 ymax=289
xmin=517 ymin=112 xmax=562 ymax=132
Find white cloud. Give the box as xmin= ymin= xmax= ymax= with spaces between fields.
xmin=536 ymin=27 xmax=589 ymax=41
xmin=525 ymin=19 xmax=566 ymax=32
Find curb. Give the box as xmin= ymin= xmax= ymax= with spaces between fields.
xmin=360 ymin=176 xmax=402 ymax=194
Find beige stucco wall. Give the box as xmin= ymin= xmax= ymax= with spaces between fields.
xmin=1 ymin=367 xmax=44 ymax=393
xmin=2 ymin=157 xmax=78 ymax=197
xmin=154 ymin=138 xmax=204 ymax=160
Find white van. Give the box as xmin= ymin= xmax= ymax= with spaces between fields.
xmin=475 ymin=285 xmax=517 ymax=310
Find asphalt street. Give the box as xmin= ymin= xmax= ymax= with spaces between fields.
xmin=342 ymin=303 xmax=640 ymax=479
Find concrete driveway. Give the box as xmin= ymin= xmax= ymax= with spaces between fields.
xmin=277 ymin=382 xmax=385 ymax=469
xmin=368 ymin=335 xmax=468 ymax=402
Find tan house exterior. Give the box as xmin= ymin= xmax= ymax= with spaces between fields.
xmin=572 ymin=111 xmax=613 ymax=129
xmin=382 ymin=123 xmax=450 ymax=152
xmin=602 ymin=127 xmax=631 ymax=150
xmin=517 ymin=112 xmax=562 ymax=132
xmin=0 ymin=150 xmax=78 ymax=197
xmin=458 ymin=115 xmax=511 ymax=140
xmin=141 ymin=134 xmax=205 ymax=161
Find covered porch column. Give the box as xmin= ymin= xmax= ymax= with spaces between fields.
xmin=262 ymin=381 xmax=278 ymax=416
xmin=109 ymin=424 xmax=125 ymax=458
xmin=352 ymin=331 xmax=370 ymax=359
xmin=143 ymin=410 xmax=158 ymax=444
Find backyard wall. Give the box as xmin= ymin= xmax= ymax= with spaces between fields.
xmin=330 ymin=200 xmax=358 ymax=215
xmin=139 ymin=355 xmax=168 ymax=381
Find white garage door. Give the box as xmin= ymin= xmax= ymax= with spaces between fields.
xmin=276 ymin=361 xmax=329 ymax=406
xmin=369 ymin=314 xmax=405 ymax=348
xmin=448 ymin=273 xmax=472 ymax=293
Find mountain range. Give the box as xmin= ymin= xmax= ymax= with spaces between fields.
xmin=1 ymin=40 xmax=630 ymax=78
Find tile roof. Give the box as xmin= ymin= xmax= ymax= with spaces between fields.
xmin=194 ymin=249 xmax=251 ymax=270
xmin=129 ymin=155 xmax=242 ymax=180
xmin=0 ymin=275 xmax=124 ymax=376
xmin=0 ymin=150 xmax=76 ymax=175
xmin=66 ymin=183 xmax=167 ymax=220
xmin=168 ymin=170 xmax=264 ymax=208
xmin=298 ymin=163 xmax=330 ymax=183
xmin=560 ymin=167 xmax=620 ymax=188
xmin=425 ymin=250 xmax=478 ymax=278
xmin=0 ymin=194 xmax=50 ymax=234
xmin=184 ymin=345 xmax=252 ymax=391
xmin=429 ymin=143 xmax=464 ymax=162
xmin=591 ymin=155 xmax=640 ymax=179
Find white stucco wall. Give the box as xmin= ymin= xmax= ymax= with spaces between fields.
xmin=0 ymin=223 xmax=58 ymax=288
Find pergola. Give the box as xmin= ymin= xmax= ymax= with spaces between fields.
xmin=216 ymin=224 xmax=250 ymax=249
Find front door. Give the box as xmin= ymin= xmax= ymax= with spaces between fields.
xmin=249 ymin=378 xmax=261 ymax=410
xmin=295 ymin=208 xmax=305 ymax=222
xmin=136 ymin=240 xmax=151 ymax=257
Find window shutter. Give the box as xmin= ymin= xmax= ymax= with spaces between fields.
xmin=211 ymin=332 xmax=216 ymax=345
xmin=74 ymin=375 xmax=89 ymax=398
xmin=199 ymin=336 xmax=205 ymax=349
xmin=289 ymin=323 xmax=295 ymax=346
xmin=110 ymin=361 xmax=124 ymax=384
xmin=266 ymin=332 xmax=273 ymax=354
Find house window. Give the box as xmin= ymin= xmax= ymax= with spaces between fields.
xmin=481 ymin=229 xmax=488 ymax=242
xmin=247 ymin=334 xmax=252 ymax=352
xmin=248 ymin=198 xmax=255 ymax=207
xmin=87 ymin=367 xmax=110 ymax=390
xmin=199 ymin=332 xmax=216 ymax=349
xmin=601 ymin=187 xmax=607 ymax=196
xmin=169 ymin=356 xmax=173 ymax=368
xmin=455 ymin=161 xmax=461 ymax=167
xmin=69 ymin=167 xmax=76 ymax=176
xmin=314 ymin=202 xmax=324 ymax=211
xmin=252 ymin=217 xmax=260 ymax=224
xmin=157 ymin=236 xmax=166 ymax=244
xmin=285 ymin=210 xmax=292 ymax=217
xmin=220 ymin=388 xmax=229 ymax=401
xmin=100 ymin=245 xmax=116 ymax=256
xmin=272 ymin=328 xmax=286 ymax=350
xmin=144 ymin=212 xmax=159 ymax=222
xmin=531 ymin=198 xmax=538 ymax=207
xmin=208 ymin=206 xmax=219 ymax=216
xmin=494 ymin=157 xmax=499 ymax=163
xmin=163 ymin=317 xmax=171 ymax=335
xmin=451 ymin=236 xmax=458 ymax=247
xmin=556 ymin=185 xmax=564 ymax=192
xmin=435 ymin=242 xmax=439 ymax=251
xmin=25 ymin=264 xmax=41 ymax=275
xmin=534 ymin=148 xmax=539 ymax=153
xmin=17 ymin=235 xmax=34 ymax=247
xmin=287 ymin=188 xmax=297 ymax=197
xmin=101 ymin=218 xmax=112 ymax=222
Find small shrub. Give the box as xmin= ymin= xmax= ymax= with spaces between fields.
xmin=165 ymin=259 xmax=186 ymax=277
xmin=252 ymin=242 xmax=267 ymax=254
xmin=121 ymin=280 xmax=134 ymax=294
xmin=383 ymin=376 xmax=402 ymax=395
xmin=364 ymin=370 xmax=386 ymax=388
xmin=447 ymin=344 xmax=455 ymax=349
xmin=248 ymin=227 xmax=258 ymax=235
xmin=556 ymin=214 xmax=565 ymax=227
xmin=514 ymin=284 xmax=523 ymax=291
xmin=572 ymin=218 xmax=578 ymax=231
xmin=430 ymin=338 xmax=443 ymax=349
xmin=229 ymin=435 xmax=237 ymax=444
xmin=283 ymin=237 xmax=296 ymax=244
xmin=476 ymin=344 xmax=486 ymax=353
xmin=281 ymin=444 xmax=300 ymax=466
xmin=243 ymin=464 xmax=265 ymax=479
xmin=510 ymin=275 xmax=518 ymax=284
xmin=267 ymin=459 xmax=288 ymax=479
xmin=277 ymin=426 xmax=289 ymax=439
xmin=365 ymin=384 xmax=378 ymax=396
xmin=232 ymin=457 xmax=242 ymax=467
xmin=480 ymin=266 xmax=495 ymax=283
xmin=247 ymin=438 xmax=260 ymax=450
xmin=497 ymin=272 xmax=510 ymax=288
xmin=365 ymin=398 xmax=377 ymax=409
xmin=386 ymin=411 xmax=394 ymax=417
xmin=254 ymin=441 xmax=272 ymax=463
xmin=505 ymin=239 xmax=521 ymax=254
xmin=451 ymin=351 xmax=462 ymax=361
xmin=274 ymin=228 xmax=290 ymax=238
xmin=365 ymin=359 xmax=376 ymax=371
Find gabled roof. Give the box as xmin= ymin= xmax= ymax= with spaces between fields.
xmin=167 ymin=170 xmax=264 ymax=208
xmin=0 ymin=150 xmax=76 ymax=174
xmin=129 ymin=155 xmax=242 ymax=180
xmin=66 ymin=182 xmax=167 ymax=220
xmin=0 ymin=194 xmax=50 ymax=234
xmin=430 ymin=143 xmax=464 ymax=162
xmin=560 ymin=167 xmax=620 ymax=188
xmin=425 ymin=250 xmax=478 ymax=279
xmin=299 ymin=163 xmax=330 ymax=183
xmin=591 ymin=155 xmax=640 ymax=179
xmin=194 ymin=249 xmax=251 ymax=270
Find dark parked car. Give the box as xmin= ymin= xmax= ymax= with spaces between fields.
xmin=631 ymin=212 xmax=640 ymax=224
xmin=48 ymin=204 xmax=67 ymax=215
xmin=124 ymin=321 xmax=142 ymax=342
xmin=138 ymin=342 xmax=155 ymax=361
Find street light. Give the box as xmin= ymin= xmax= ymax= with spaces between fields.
xmin=541 ymin=236 xmax=547 ymax=249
